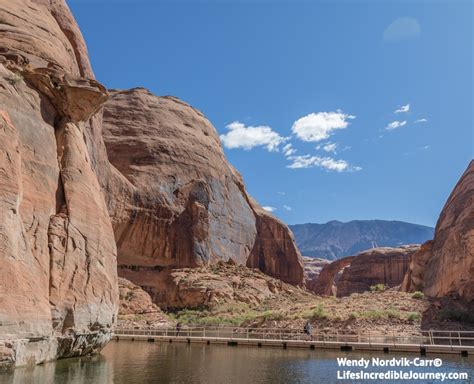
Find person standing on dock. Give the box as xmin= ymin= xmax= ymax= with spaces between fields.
xmin=176 ymin=322 xmax=182 ymax=337
xmin=304 ymin=321 xmax=313 ymax=340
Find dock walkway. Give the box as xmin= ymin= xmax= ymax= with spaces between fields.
xmin=113 ymin=327 xmax=474 ymax=356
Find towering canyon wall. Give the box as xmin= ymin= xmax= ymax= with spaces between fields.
xmin=101 ymin=89 xmax=304 ymax=296
xmin=0 ymin=1 xmax=304 ymax=366
xmin=102 ymin=89 xmax=257 ymax=268
xmin=0 ymin=0 xmax=118 ymax=366
xmin=402 ymin=161 xmax=474 ymax=301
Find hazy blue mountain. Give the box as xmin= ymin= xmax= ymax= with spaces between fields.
xmin=289 ymin=220 xmax=434 ymax=260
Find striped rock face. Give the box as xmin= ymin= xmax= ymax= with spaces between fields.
xmin=0 ymin=0 xmax=118 ymax=367
xmin=0 ymin=0 xmax=305 ymax=367
xmin=335 ymin=245 xmax=419 ymax=297
xmin=403 ymin=161 xmax=474 ymax=301
xmin=102 ymin=88 xmax=304 ymax=292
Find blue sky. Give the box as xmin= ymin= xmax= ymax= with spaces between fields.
xmin=69 ymin=0 xmax=472 ymax=227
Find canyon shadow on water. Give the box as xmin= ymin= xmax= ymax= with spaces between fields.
xmin=1 ymin=341 xmax=473 ymax=384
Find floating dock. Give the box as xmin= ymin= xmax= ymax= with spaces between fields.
xmin=113 ymin=328 xmax=474 ymax=356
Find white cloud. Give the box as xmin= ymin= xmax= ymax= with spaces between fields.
xmin=283 ymin=205 xmax=292 ymax=211
xmin=277 ymin=191 xmax=286 ymax=196
xmin=291 ymin=110 xmax=355 ymax=142
xmin=384 ymin=17 xmax=421 ymax=42
xmin=287 ymin=154 xmax=361 ymax=172
xmin=414 ymin=118 xmax=427 ymax=123
xmin=220 ymin=121 xmax=287 ymax=151
xmin=262 ymin=206 xmax=276 ymax=212
xmin=394 ymin=104 xmax=410 ymax=114
xmin=282 ymin=143 xmax=296 ymax=157
xmin=419 ymin=145 xmax=430 ymax=150
xmin=322 ymin=142 xmax=338 ymax=153
xmin=385 ymin=120 xmax=407 ymax=130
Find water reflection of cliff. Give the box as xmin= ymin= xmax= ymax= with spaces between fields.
xmin=6 ymin=354 xmax=112 ymax=384
xmin=3 ymin=341 xmax=473 ymax=384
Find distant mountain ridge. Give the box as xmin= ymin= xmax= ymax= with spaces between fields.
xmin=289 ymin=220 xmax=434 ymax=260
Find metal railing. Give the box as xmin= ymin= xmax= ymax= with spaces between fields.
xmin=113 ymin=327 xmax=474 ymax=347
xmin=423 ymin=330 xmax=474 ymax=347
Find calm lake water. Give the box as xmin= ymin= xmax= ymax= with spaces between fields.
xmin=1 ymin=341 xmax=473 ymax=383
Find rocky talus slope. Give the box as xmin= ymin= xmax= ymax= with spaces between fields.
xmin=117 ymin=262 xmax=474 ymax=334
xmin=118 ymin=261 xmax=307 ymax=312
xmin=118 ymin=278 xmax=174 ymax=329
xmin=153 ymin=264 xmax=431 ymax=335
xmin=0 ymin=0 xmax=118 ymax=366
xmin=402 ymin=161 xmax=474 ymax=301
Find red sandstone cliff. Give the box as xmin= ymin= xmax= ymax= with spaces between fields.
xmin=0 ymin=5 xmax=304 ymax=366
xmin=101 ymin=89 xmax=304 ymax=294
xmin=0 ymin=0 xmax=118 ymax=366
xmin=309 ymin=246 xmax=418 ymax=297
xmin=402 ymin=161 xmax=474 ymax=301
xmin=308 ymin=256 xmax=356 ymax=295
xmin=302 ymin=257 xmax=330 ymax=284
xmin=247 ymin=202 xmax=304 ymax=285
xmin=336 ymin=246 xmax=418 ymax=297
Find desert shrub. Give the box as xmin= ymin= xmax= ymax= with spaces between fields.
xmin=386 ymin=308 xmax=402 ymax=319
xmin=290 ymin=312 xmax=302 ymax=320
xmin=173 ymin=309 xmax=203 ymax=325
xmin=360 ymin=310 xmax=384 ymax=319
xmin=262 ymin=310 xmax=284 ymax=321
xmin=369 ymin=284 xmax=386 ymax=292
xmin=358 ymin=308 xmax=400 ymax=320
xmin=349 ymin=312 xmax=359 ymax=320
xmin=311 ymin=304 xmax=328 ymax=320
xmin=238 ymin=311 xmax=259 ymax=323
xmin=407 ymin=312 xmax=421 ymax=321
xmin=411 ymin=291 xmax=424 ymax=300
xmin=172 ymin=306 xmax=262 ymax=327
